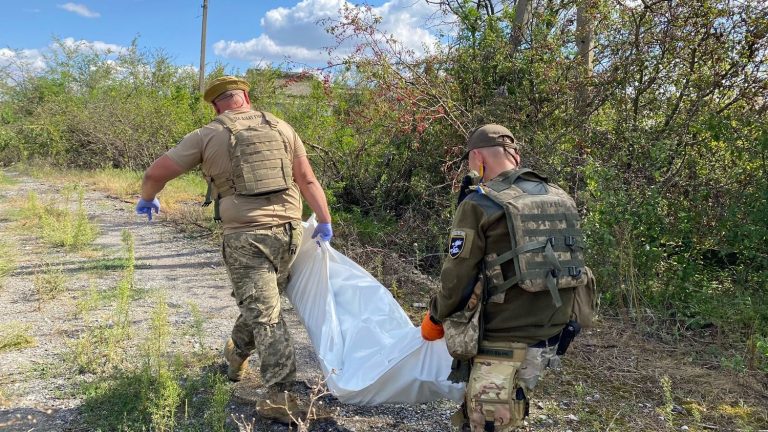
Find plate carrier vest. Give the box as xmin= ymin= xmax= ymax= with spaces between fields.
xmin=478 ymin=169 xmax=588 ymax=308
xmin=209 ymin=110 xmax=292 ymax=199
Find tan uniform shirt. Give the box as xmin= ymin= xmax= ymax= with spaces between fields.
xmin=166 ymin=109 xmax=307 ymax=234
xmin=430 ymin=169 xmax=575 ymax=345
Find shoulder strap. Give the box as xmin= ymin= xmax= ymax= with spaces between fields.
xmin=486 ymin=168 xmax=537 ymax=193
xmin=260 ymin=111 xmax=281 ymax=130
xmin=214 ymin=112 xmax=240 ymax=135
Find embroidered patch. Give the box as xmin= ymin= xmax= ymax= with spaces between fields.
xmin=449 ymin=230 xmax=466 ymax=258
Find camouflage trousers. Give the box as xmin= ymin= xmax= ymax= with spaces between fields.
xmin=464 ymin=341 xmax=560 ymax=432
xmin=222 ymin=222 xmax=302 ymax=388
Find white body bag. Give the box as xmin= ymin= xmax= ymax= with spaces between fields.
xmin=285 ymin=218 xmax=465 ymax=404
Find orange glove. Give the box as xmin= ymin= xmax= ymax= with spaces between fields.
xmin=421 ymin=312 xmax=444 ymax=341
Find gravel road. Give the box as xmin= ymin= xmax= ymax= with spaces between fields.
xmin=0 ymin=172 xmax=458 ymax=432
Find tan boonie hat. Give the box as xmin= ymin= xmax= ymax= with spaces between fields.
xmin=462 ymin=124 xmax=517 ymax=160
xmin=203 ymin=76 xmax=250 ymax=103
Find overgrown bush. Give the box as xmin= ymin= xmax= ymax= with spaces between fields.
xmin=0 ymin=38 xmax=211 ymax=168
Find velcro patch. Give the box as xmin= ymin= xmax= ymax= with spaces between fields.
xmin=449 ymin=230 xmax=466 ymax=258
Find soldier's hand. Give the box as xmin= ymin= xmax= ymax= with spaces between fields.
xmin=420 ymin=312 xmax=444 ymax=341
xmin=136 ymin=197 xmax=161 ymax=221
xmin=312 ymin=222 xmax=333 ymax=243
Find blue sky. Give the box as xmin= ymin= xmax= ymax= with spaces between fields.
xmin=0 ymin=0 xmax=445 ymax=74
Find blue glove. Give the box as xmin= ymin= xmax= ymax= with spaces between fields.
xmin=312 ymin=222 xmax=333 ymax=243
xmin=136 ymin=197 xmax=160 ymax=221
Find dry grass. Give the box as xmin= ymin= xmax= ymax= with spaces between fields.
xmin=0 ymin=322 xmax=36 ymax=352
xmin=14 ymin=164 xmax=216 ymax=233
xmin=536 ymin=316 xmax=768 ymax=431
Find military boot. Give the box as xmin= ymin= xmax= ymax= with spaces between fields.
xmin=451 ymin=404 xmax=472 ymax=432
xmin=255 ymin=387 xmax=308 ymax=425
xmin=223 ymin=338 xmax=249 ymax=382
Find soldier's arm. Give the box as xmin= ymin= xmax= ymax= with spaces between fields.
xmin=141 ymin=129 xmax=203 ymax=200
xmin=141 ymin=155 xmax=186 ymax=200
xmin=293 ymin=156 xmax=331 ymax=224
xmin=430 ymin=199 xmax=486 ymax=321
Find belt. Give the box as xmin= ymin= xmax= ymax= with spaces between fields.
xmin=529 ymin=332 xmax=561 ymax=349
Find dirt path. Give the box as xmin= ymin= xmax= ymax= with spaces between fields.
xmin=0 ymin=172 xmax=458 ymax=431
xmin=0 ymin=170 xmax=766 ymax=432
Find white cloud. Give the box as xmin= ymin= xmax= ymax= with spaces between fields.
xmin=0 ymin=38 xmax=126 ymax=82
xmin=59 ymin=37 xmax=126 ymax=55
xmin=0 ymin=48 xmax=46 ymax=74
xmin=213 ymin=0 xmax=444 ymax=66
xmin=58 ymin=2 xmax=100 ymax=18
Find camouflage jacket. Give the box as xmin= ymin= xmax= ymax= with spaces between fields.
xmin=430 ymin=169 xmax=575 ymax=345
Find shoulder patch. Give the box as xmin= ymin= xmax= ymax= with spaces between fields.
xmin=449 ymin=230 xmax=466 ymax=258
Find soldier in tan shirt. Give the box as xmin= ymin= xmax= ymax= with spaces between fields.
xmin=135 ymin=76 xmax=332 ymax=424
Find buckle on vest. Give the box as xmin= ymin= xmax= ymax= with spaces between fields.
xmin=565 ymin=235 xmax=576 ymax=248
xmin=547 ymin=237 xmax=556 ymax=247
xmin=549 ymin=268 xmax=559 ymax=278
xmin=567 ymin=266 xmax=582 ymax=278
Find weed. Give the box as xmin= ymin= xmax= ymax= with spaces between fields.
xmin=120 ymin=230 xmax=136 ymax=280
xmin=40 ymin=187 xmax=99 ymax=250
xmin=188 ymin=301 xmax=208 ymax=358
xmin=18 ymin=191 xmax=43 ymax=222
xmin=147 ymin=367 xmax=183 ymax=432
xmin=113 ymin=230 xmax=135 ymax=334
xmin=720 ymin=353 xmax=748 ymax=374
xmin=0 ymin=240 xmax=15 ymax=288
xmin=291 ymin=376 xmax=333 ymax=432
xmin=717 ymin=403 xmax=754 ymax=423
xmin=390 ymin=279 xmax=400 ymax=300
xmin=374 ymin=255 xmax=383 ymax=281
xmin=69 ymin=231 xmax=136 ymax=373
xmin=757 ymin=336 xmax=768 ymax=372
xmin=33 ymin=262 xmax=67 ymax=307
xmin=84 ymin=168 xmax=142 ymax=199
xmin=0 ymin=171 xmax=18 ymax=186
xmin=683 ymin=400 xmax=705 ymax=423
xmin=232 ymin=414 xmax=257 ymax=432
xmin=203 ymin=373 xmax=231 ymax=432
xmin=80 ymin=296 xmax=232 ymax=432
xmin=69 ymin=324 xmax=129 ymax=374
xmin=141 ymin=295 xmax=172 ymax=374
xmin=17 ymin=188 xmax=99 ymax=250
xmin=0 ymin=322 xmax=35 ymax=352
xmin=660 ymin=375 xmax=674 ymax=427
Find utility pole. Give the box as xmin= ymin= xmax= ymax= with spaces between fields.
xmin=198 ymin=0 xmax=208 ymax=93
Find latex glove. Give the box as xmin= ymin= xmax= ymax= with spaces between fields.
xmin=421 ymin=312 xmax=444 ymax=341
xmin=312 ymin=222 xmax=333 ymax=243
xmin=136 ymin=197 xmax=160 ymax=221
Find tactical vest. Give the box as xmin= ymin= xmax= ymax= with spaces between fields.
xmin=210 ymin=111 xmax=293 ymax=198
xmin=478 ymin=169 xmax=588 ymax=308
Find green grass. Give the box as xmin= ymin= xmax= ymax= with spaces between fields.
xmin=0 ymin=170 xmax=18 ymax=186
xmin=68 ymin=230 xmax=136 ymax=374
xmin=41 ymin=187 xmax=99 ymax=250
xmin=79 ymin=295 xmax=232 ymax=432
xmin=70 ymin=230 xmax=229 ymax=431
xmin=0 ymin=322 xmax=36 ymax=352
xmin=33 ymin=262 xmax=67 ymax=306
xmin=14 ymin=188 xmax=99 ymax=251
